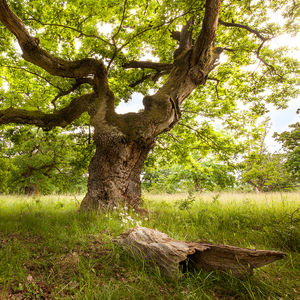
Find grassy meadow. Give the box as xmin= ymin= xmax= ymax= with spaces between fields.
xmin=0 ymin=192 xmax=299 ymax=299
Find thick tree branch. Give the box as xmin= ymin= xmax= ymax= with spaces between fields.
xmin=170 ymin=30 xmax=181 ymax=41
xmin=123 ymin=61 xmax=173 ymax=71
xmin=0 ymin=0 xmax=106 ymax=79
xmin=151 ymin=70 xmax=170 ymax=82
xmin=191 ymin=0 xmax=222 ymax=66
xmin=129 ymin=74 xmax=152 ymax=88
xmin=174 ymin=17 xmax=194 ymax=59
xmin=129 ymin=70 xmax=170 ymax=88
xmin=222 ymin=47 xmax=237 ymax=52
xmin=0 ymin=93 xmax=95 ymax=128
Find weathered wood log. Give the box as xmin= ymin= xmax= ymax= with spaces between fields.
xmin=113 ymin=226 xmax=286 ymax=279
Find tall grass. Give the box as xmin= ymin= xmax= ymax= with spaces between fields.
xmin=0 ymin=192 xmax=299 ymax=299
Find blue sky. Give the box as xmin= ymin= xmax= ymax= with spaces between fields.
xmin=265 ymin=98 xmax=299 ymax=151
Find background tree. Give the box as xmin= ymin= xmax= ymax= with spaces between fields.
xmin=0 ymin=154 xmax=15 ymax=194
xmin=142 ymin=114 xmax=268 ymax=194
xmin=274 ymin=121 xmax=300 ymax=184
xmin=142 ymin=155 xmax=236 ymax=194
xmin=238 ymin=151 xmax=294 ymax=192
xmin=0 ymin=125 xmax=94 ymax=194
xmin=167 ymin=158 xmax=236 ymax=193
xmin=1 ymin=0 xmax=300 ymax=209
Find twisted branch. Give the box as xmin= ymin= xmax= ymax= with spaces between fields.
xmin=0 ymin=0 xmax=106 ymax=79
xmin=51 ymin=78 xmax=94 ymax=110
xmin=218 ymin=19 xmax=270 ymax=41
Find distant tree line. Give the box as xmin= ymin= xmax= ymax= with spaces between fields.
xmin=0 ymin=121 xmax=299 ymax=195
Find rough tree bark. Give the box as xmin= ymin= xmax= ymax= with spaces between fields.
xmin=114 ymin=227 xmax=286 ymax=279
xmin=25 ymin=183 xmax=40 ymax=197
xmin=0 ymin=0 xmax=223 ymax=210
xmin=80 ymin=129 xmax=155 ymax=210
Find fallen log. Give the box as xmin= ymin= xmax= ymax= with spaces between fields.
xmin=113 ymin=226 xmax=286 ymax=279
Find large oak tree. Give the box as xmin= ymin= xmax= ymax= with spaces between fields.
xmin=0 ymin=0 xmax=299 ymax=209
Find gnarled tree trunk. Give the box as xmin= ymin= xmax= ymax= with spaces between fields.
xmin=0 ymin=0 xmax=223 ymax=211
xmin=25 ymin=183 xmax=40 ymax=196
xmin=80 ymin=9 xmax=222 ymax=210
xmin=80 ymin=129 xmax=155 ymax=210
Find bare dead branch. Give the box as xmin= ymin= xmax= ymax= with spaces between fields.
xmin=115 ymin=226 xmax=286 ymax=279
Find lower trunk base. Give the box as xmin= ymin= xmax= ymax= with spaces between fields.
xmin=80 ymin=132 xmax=154 ymax=211
xmin=80 ymin=179 xmax=141 ymax=210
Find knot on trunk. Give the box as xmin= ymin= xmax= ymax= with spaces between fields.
xmin=189 ymin=66 xmax=206 ymax=85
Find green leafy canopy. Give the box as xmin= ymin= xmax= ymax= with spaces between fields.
xmin=1 ymin=0 xmax=300 ymax=194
